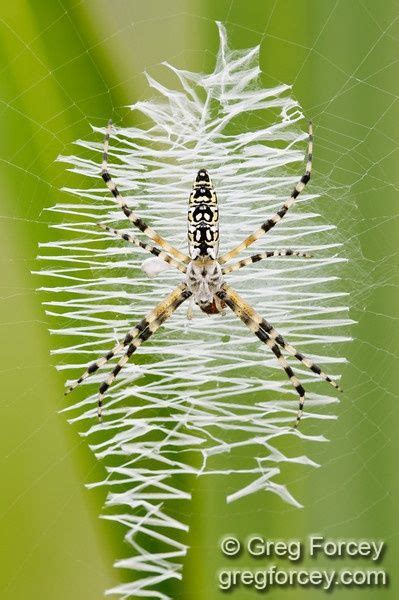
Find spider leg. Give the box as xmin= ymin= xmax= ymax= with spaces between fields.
xmin=216 ymin=284 xmax=342 ymax=427
xmin=266 ymin=336 xmax=305 ymax=428
xmin=101 ymin=120 xmax=190 ymax=264
xmin=218 ymin=284 xmax=341 ymax=390
xmin=65 ymin=283 xmax=189 ymax=396
xmin=97 ymin=285 xmax=191 ymax=420
xmin=218 ymin=122 xmax=313 ymax=265
xmin=97 ymin=223 xmax=187 ymax=274
xmin=222 ymin=249 xmax=312 ymax=274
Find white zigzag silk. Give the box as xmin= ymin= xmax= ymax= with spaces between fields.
xmin=38 ymin=22 xmax=350 ymax=600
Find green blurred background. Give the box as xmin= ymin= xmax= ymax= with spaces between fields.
xmin=0 ymin=1 xmax=398 ymax=598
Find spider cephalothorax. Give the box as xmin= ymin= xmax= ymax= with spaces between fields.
xmin=65 ymin=120 xmax=342 ymax=427
xmin=185 ymin=257 xmax=224 ymax=312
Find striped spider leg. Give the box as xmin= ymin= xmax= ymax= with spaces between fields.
xmin=216 ymin=284 xmax=342 ymax=428
xmin=222 ymin=249 xmax=313 ymax=275
xmin=97 ymin=223 xmax=187 ymax=274
xmin=218 ymin=121 xmax=313 ymax=265
xmin=65 ymin=283 xmax=191 ymax=420
xmin=101 ymin=120 xmax=190 ymax=265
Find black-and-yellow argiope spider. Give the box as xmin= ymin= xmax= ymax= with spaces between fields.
xmin=65 ymin=120 xmax=342 ymax=427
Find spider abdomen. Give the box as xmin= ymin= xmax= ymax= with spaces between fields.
xmin=188 ymin=169 xmax=219 ymax=259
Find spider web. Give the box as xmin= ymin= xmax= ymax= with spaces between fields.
xmin=0 ymin=2 xmax=398 ymax=600
xmin=36 ymin=22 xmax=350 ymax=599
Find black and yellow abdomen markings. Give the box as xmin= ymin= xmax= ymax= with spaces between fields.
xmin=188 ymin=169 xmax=219 ymax=259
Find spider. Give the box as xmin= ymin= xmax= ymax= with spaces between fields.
xmin=65 ymin=120 xmax=342 ymax=427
